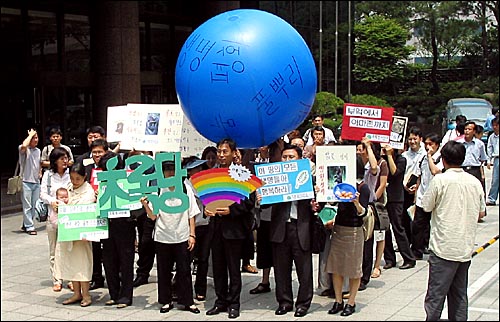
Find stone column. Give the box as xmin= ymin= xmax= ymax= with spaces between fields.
xmin=91 ymin=1 xmax=140 ymax=128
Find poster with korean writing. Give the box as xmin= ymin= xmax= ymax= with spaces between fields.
xmin=389 ymin=116 xmax=408 ymax=150
xmin=97 ymin=170 xmax=143 ymax=218
xmin=254 ymin=158 xmax=314 ymax=205
xmin=106 ymin=105 xmax=127 ymax=144
xmin=180 ymin=115 xmax=216 ymax=158
xmin=57 ymin=203 xmax=108 ymax=242
xmin=107 ymin=104 xmax=184 ymax=151
xmin=315 ymin=145 xmax=357 ymax=202
xmin=341 ymin=103 xmax=394 ymax=143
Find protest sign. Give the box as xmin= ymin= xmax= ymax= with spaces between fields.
xmin=341 ymin=103 xmax=394 ymax=143
xmin=389 ymin=115 xmax=408 ymax=150
xmin=254 ymin=158 xmax=314 ymax=205
xmin=57 ymin=203 xmax=108 ymax=242
xmin=315 ymin=145 xmax=357 ymax=202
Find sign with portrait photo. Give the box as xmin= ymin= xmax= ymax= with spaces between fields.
xmin=315 ymin=145 xmax=357 ymax=202
xmin=389 ymin=116 xmax=408 ymax=150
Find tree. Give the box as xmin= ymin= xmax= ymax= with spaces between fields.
xmin=353 ymin=15 xmax=413 ymax=95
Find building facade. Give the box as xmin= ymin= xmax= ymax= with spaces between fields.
xmin=1 ymin=0 xmax=352 ymax=173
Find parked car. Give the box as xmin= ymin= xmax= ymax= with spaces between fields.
xmin=442 ymin=98 xmax=493 ymax=143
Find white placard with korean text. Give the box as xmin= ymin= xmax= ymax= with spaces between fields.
xmin=180 ymin=115 xmax=216 ymax=158
xmin=315 ymin=145 xmax=357 ymax=202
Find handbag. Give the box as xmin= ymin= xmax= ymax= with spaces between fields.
xmin=35 ymin=173 xmax=51 ymax=222
xmin=311 ymin=214 xmax=328 ymax=254
xmin=7 ymin=161 xmax=23 ymax=195
xmin=362 ymin=204 xmax=376 ymax=241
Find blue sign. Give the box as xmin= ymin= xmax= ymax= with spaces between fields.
xmin=254 ymin=158 xmax=314 ymax=205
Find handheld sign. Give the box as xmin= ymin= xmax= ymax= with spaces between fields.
xmin=341 ymin=103 xmax=394 ymax=143
xmin=57 ymin=203 xmax=108 ymax=242
xmin=254 ymin=158 xmax=314 ymax=205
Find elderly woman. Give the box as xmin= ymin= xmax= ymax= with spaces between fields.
xmin=40 ymin=147 xmax=71 ymax=292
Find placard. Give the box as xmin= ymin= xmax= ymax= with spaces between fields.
xmin=97 ymin=170 xmax=142 ymax=218
xmin=315 ymin=145 xmax=357 ymax=202
xmin=180 ymin=115 xmax=216 ymax=157
xmin=106 ymin=105 xmax=127 ymax=143
xmin=254 ymin=158 xmax=314 ymax=205
xmin=389 ymin=116 xmax=408 ymax=150
xmin=57 ymin=203 xmax=108 ymax=242
xmin=341 ymin=103 xmax=394 ymax=143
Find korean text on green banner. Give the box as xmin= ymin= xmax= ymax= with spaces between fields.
xmin=57 ymin=203 xmax=108 ymax=242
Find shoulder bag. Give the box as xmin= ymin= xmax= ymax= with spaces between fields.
xmin=35 ymin=173 xmax=51 ymax=222
xmin=7 ymin=160 xmax=23 ymax=195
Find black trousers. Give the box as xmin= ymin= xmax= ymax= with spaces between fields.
xmin=135 ymin=213 xmax=156 ymax=279
xmin=271 ymin=222 xmax=313 ymax=310
xmin=91 ymin=241 xmax=105 ymax=284
xmin=411 ymin=205 xmax=431 ymax=258
xmin=193 ymin=224 xmax=212 ymax=297
xmin=155 ymin=240 xmax=194 ymax=307
xmin=210 ymin=223 xmax=244 ymax=310
xmin=241 ymin=229 xmax=255 ymax=265
xmin=361 ymin=235 xmax=374 ymax=286
xmin=102 ymin=218 xmax=136 ymax=305
xmin=384 ymin=202 xmax=416 ymax=265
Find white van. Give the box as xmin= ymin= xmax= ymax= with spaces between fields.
xmin=442 ymin=98 xmax=493 ymax=142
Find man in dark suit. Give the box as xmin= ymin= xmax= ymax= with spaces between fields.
xmin=270 ymin=144 xmax=318 ymax=318
xmin=204 ymin=138 xmax=257 ymax=319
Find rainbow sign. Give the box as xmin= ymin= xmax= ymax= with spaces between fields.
xmin=190 ymin=166 xmax=263 ymax=212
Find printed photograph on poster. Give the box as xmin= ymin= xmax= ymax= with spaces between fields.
xmin=389 ymin=116 xmax=408 ymax=150
xmin=106 ymin=105 xmax=128 ymax=143
xmin=315 ymin=145 xmax=357 ymax=202
xmin=145 ymin=113 xmax=160 ymax=135
xmin=327 ymin=165 xmax=346 ymax=190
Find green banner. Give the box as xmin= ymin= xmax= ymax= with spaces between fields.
xmin=98 ymin=174 xmax=142 ymax=218
xmin=57 ymin=203 xmax=108 ymax=242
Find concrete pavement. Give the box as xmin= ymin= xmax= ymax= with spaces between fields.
xmin=1 ymin=170 xmax=499 ymax=321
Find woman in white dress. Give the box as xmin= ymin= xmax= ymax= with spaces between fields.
xmin=55 ymin=162 xmax=96 ymax=307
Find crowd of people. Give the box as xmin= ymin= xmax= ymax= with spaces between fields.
xmin=15 ymin=108 xmax=498 ymax=319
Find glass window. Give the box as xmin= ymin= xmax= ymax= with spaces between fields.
xmin=65 ymin=13 xmax=90 ymax=72
xmin=28 ymin=10 xmax=58 ymax=71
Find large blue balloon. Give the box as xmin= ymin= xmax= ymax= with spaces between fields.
xmin=175 ymin=9 xmax=317 ymax=148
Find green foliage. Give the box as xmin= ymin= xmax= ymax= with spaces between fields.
xmin=349 ymin=95 xmax=391 ymax=107
xmin=312 ymin=92 xmax=344 ymax=117
xmin=353 ymin=15 xmax=413 ymax=93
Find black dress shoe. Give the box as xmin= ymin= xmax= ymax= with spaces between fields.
xmin=89 ymin=281 xmax=104 ymax=290
xmin=294 ymin=307 xmax=308 ymax=317
xmin=132 ymin=276 xmax=148 ymax=288
xmin=275 ymin=305 xmax=293 ymax=315
xmin=249 ymin=283 xmax=271 ymax=294
xmin=383 ymin=262 xmax=395 ymax=269
xmin=183 ymin=304 xmax=200 ymax=314
xmin=328 ymin=301 xmax=344 ymax=314
xmin=160 ymin=303 xmax=173 ymax=313
xmin=228 ymin=308 xmax=240 ymax=319
xmin=340 ymin=303 xmax=356 ymax=316
xmin=206 ymin=306 xmax=227 ymax=315
xmin=358 ymin=283 xmax=367 ymax=291
xmin=399 ymin=262 xmax=416 ymax=270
